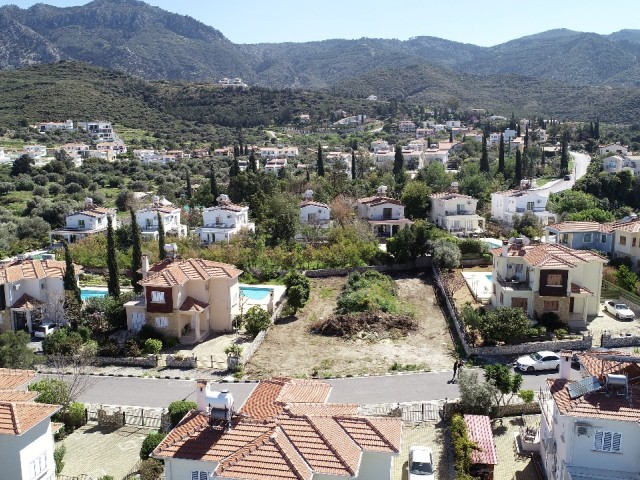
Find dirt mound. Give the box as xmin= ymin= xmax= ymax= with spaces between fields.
xmin=312 ymin=311 xmax=418 ymax=339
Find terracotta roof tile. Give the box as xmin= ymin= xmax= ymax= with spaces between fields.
xmin=464 ymin=415 xmax=497 ymax=465
xmin=336 ymin=416 xmax=402 ymax=453
xmin=0 ymin=259 xmax=81 ymax=284
xmin=283 ymin=403 xmax=358 ymax=417
xmin=0 ymin=401 xmax=59 ymax=435
xmin=429 ymin=192 xmax=476 ymax=200
xmin=138 ymin=202 xmax=180 ymax=214
xmin=0 ymin=390 xmax=38 ymax=402
xmin=571 ymin=283 xmax=593 ymax=295
xmin=357 ymin=196 xmax=404 ymax=207
xmin=68 ymin=206 xmax=114 ymax=218
xmin=613 ymin=220 xmax=640 ymax=233
xmin=300 ymin=200 xmax=329 ymax=209
xmin=140 ymin=258 xmax=242 ymax=287
xmin=0 ymin=369 xmax=36 ymax=390
xmin=179 ymin=297 xmax=209 ymax=313
xmin=11 ymin=294 xmax=43 ymax=309
xmin=548 ymin=221 xmax=614 ymax=233
xmin=490 ymin=243 xmax=606 ymax=268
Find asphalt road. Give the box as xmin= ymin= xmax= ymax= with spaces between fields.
xmin=43 ymin=366 xmax=580 ymax=409
xmin=534 ymin=151 xmax=591 ymax=196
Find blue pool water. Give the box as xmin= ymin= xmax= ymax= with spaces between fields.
xmin=240 ymin=286 xmax=273 ymax=301
xmin=483 ymin=240 xmax=501 ymax=249
xmin=485 ymin=274 xmax=493 ymax=282
xmin=80 ymin=288 xmax=108 ymax=301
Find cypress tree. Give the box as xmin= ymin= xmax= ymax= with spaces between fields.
xmin=594 ymin=117 xmax=600 ymax=139
xmin=480 ymin=135 xmax=489 ymax=173
xmin=449 ymin=130 xmax=453 ymax=142
xmin=540 ymin=145 xmax=546 ymax=168
xmin=498 ymin=134 xmax=505 ymax=174
xmin=317 ymin=144 xmax=324 ymax=177
xmin=185 ymin=170 xmax=192 ymax=199
xmin=157 ymin=212 xmax=166 ymax=260
xmin=130 ymin=208 xmax=143 ymax=294
xmin=393 ymin=145 xmax=404 ymax=179
xmin=106 ymin=216 xmax=120 ymax=298
xmin=62 ymin=240 xmax=81 ymax=303
xmin=210 ymin=163 xmax=218 ymax=203
xmin=351 ymin=150 xmax=356 ymax=180
xmin=517 ymin=122 xmax=521 ymax=137
xmin=230 ymin=157 xmax=240 ymax=177
xmin=560 ymin=135 xmax=569 ymax=175
xmin=249 ymin=151 xmax=257 ymax=173
xmin=233 ymin=144 xmax=240 ymax=157
xmin=515 ymin=149 xmax=523 ymax=183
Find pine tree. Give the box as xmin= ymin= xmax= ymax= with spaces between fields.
xmin=560 ymin=135 xmax=569 ymax=175
xmin=515 ymin=149 xmax=523 ymax=183
xmin=233 ymin=144 xmax=240 ymax=157
xmin=249 ymin=151 xmax=257 ymax=173
xmin=62 ymin=241 xmax=81 ymax=303
xmin=480 ymin=135 xmax=489 ymax=173
xmin=157 ymin=212 xmax=166 ymax=260
xmin=244 ymin=145 xmax=249 ymax=155
xmin=317 ymin=144 xmax=324 ymax=177
xmin=130 ymin=208 xmax=143 ymax=294
xmin=351 ymin=151 xmax=356 ymax=180
xmin=498 ymin=134 xmax=505 ymax=174
xmin=185 ymin=170 xmax=192 ymax=199
xmin=393 ymin=145 xmax=404 ymax=179
xmin=210 ymin=163 xmax=218 ymax=203
xmin=106 ymin=216 xmax=120 ymax=298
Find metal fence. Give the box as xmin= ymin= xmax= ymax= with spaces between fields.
xmin=85 ymin=404 xmax=167 ymax=430
xmin=359 ymin=401 xmax=443 ymax=423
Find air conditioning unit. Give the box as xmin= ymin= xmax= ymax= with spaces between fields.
xmin=576 ymin=423 xmax=592 ymax=436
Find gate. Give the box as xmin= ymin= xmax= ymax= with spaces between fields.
xmin=359 ymin=401 xmax=443 ymax=422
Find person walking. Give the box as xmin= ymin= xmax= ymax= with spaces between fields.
xmin=452 ymin=360 xmax=459 ymax=382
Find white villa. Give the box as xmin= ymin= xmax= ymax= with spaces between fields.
xmin=429 ymin=190 xmax=485 ymax=235
xmin=299 ymin=190 xmax=331 ymax=228
xmin=491 ymin=186 xmax=555 ymax=226
xmin=77 ymin=121 xmax=115 ymax=142
xmin=490 ymin=239 xmax=605 ymax=329
xmin=264 ymin=158 xmax=287 ymax=174
xmin=135 ymin=196 xmax=187 ymax=239
xmin=195 ymin=195 xmax=255 ymax=244
xmin=598 ymin=142 xmax=628 ymax=156
xmin=356 ymin=186 xmax=412 ymax=238
xmin=49 ymin=198 xmax=117 ymax=245
xmin=36 ymin=119 xmax=73 ymax=133
xmin=125 ymin=250 xmax=242 ymax=344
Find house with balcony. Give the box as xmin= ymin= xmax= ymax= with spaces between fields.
xmin=49 ymin=198 xmax=117 ymax=245
xmin=490 ymin=239 xmax=605 ymax=329
xmin=398 ymin=120 xmax=416 ymax=133
xmin=539 ymin=350 xmax=640 ymax=480
xmin=195 ymin=195 xmax=255 ymax=244
xmin=356 ymin=186 xmax=412 ymax=237
xmin=135 ymin=197 xmax=187 ymax=239
xmin=77 ymin=121 xmax=115 ymax=142
xmin=36 ymin=119 xmax=73 ymax=133
xmin=424 ymin=146 xmax=449 ymax=165
xmin=264 ymin=158 xmax=287 ymax=174
xmin=0 ymin=368 xmax=61 ymax=480
xmin=152 ymin=377 xmax=402 ymax=480
xmin=0 ymin=258 xmax=82 ymax=334
xmin=491 ymin=188 xmax=556 ymax=226
xmin=299 ymin=190 xmax=331 ymax=229
xmin=429 ymin=191 xmax=485 ymax=236
xmin=611 ymin=219 xmax=640 ymax=271
xmin=124 ymin=251 xmax=242 ymax=344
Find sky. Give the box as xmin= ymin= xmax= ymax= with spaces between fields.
xmin=2 ymin=0 xmax=639 ymax=46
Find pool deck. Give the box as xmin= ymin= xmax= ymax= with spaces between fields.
xmin=239 ymin=284 xmax=286 ymax=311
xmin=462 ymin=271 xmax=493 ymax=304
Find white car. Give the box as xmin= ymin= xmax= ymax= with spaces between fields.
xmin=604 ymin=301 xmax=635 ymax=321
xmin=408 ymin=446 xmax=434 ymax=480
xmin=34 ymin=323 xmax=57 ymax=339
xmin=515 ymin=351 xmax=560 ymax=372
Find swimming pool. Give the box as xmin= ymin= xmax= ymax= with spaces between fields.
xmin=240 ymin=286 xmax=274 ymax=301
xmin=80 ymin=288 xmax=108 ymax=301
xmin=485 ymin=274 xmax=493 ymax=282
xmin=482 ymin=240 xmax=501 ymax=249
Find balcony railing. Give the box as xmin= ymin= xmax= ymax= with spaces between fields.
xmin=444 ymin=210 xmax=475 ymax=216
xmin=497 ymin=274 xmax=531 ymax=290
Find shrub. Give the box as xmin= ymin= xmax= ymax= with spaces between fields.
xmin=244 ymin=306 xmax=271 ymax=337
xmin=224 ymin=343 xmax=243 ymax=357
xmin=64 ymin=402 xmax=86 ymax=432
xmin=554 ymin=328 xmax=568 ymax=339
xmin=336 ymin=271 xmax=400 ymax=315
xmin=140 ymin=432 xmax=167 ymax=459
xmin=518 ymin=390 xmax=535 ymax=403
xmin=477 ymin=307 xmax=531 ymax=345
xmin=432 ymin=239 xmax=461 ymax=270
xmin=143 ymin=338 xmax=163 ymax=355
xmin=538 ymin=312 xmax=566 ymax=331
xmin=54 ymin=444 xmax=66 ymax=474
xmin=98 ymin=476 xmax=115 ymax=480
xmin=285 ymin=271 xmax=310 ymax=312
xmin=29 ymin=378 xmax=70 ymax=408
xmin=125 ymin=338 xmax=142 ymax=357
xmin=76 ymin=325 xmax=92 ymax=342
xmin=138 ymin=458 xmax=163 ymax=480
xmin=98 ymin=339 xmax=120 ymax=357
xmin=138 ymin=324 xmax=165 ymax=343
xmin=163 ymin=335 xmax=179 ymax=349
xmin=168 ymin=401 xmax=197 ymax=428
xmin=458 ymin=239 xmax=486 ymax=255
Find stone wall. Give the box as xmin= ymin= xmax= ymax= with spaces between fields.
xmin=165 ymin=354 xmax=196 ymax=369
xmin=97 ymin=409 xmax=124 ymax=429
xmin=305 ymin=256 xmax=432 ymax=278
xmin=533 ymin=293 xmax=571 ymax=322
xmin=241 ymin=329 xmax=267 ymax=365
xmin=93 ymin=355 xmax=157 ymax=368
xmin=492 ymin=402 xmax=541 ymax=418
xmin=601 ymin=332 xmax=640 ymax=348
xmin=467 ymin=335 xmax=592 ymax=357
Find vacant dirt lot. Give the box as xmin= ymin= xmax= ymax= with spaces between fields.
xmin=245 ymin=272 xmax=455 ymax=379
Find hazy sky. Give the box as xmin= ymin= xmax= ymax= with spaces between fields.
xmin=2 ymin=0 xmax=639 ymax=46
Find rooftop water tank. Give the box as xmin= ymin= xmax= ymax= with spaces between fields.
xmin=206 ymin=387 xmax=234 ymax=420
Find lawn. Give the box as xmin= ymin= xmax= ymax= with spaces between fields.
xmin=245 ymin=273 xmax=455 ymax=379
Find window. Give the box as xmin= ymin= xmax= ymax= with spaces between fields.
xmin=634 ymin=238 xmax=637 ymax=248
xmin=151 ymin=291 xmax=165 ymax=303
xmin=561 ymin=234 xmax=569 ymax=244
xmin=515 ymin=264 xmax=523 ymax=273
xmin=546 ymin=274 xmax=563 ymax=286
xmin=500 ymin=293 xmax=504 ymax=305
xmin=594 ymin=431 xmax=621 ymax=453
xmin=620 ymin=236 xmax=627 ymax=246
xmin=78 ymin=219 xmax=85 ymax=228
xmin=28 ymin=452 xmax=47 ymax=480
xmin=526 ymin=201 xmax=535 ymax=211
xmin=155 ymin=317 xmax=168 ymax=328
xmin=583 ymin=233 xmax=592 ymax=243
xmin=543 ymin=300 xmax=559 ymax=312
xmin=601 ymin=234 xmax=607 ymax=244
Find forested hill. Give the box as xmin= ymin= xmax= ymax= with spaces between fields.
xmin=0 ymin=0 xmax=639 ymax=90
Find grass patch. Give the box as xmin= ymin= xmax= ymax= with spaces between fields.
xmin=389 ymin=362 xmax=429 ymax=372
xmin=319 ymin=286 xmax=336 ymax=299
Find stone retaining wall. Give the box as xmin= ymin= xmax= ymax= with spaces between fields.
xmin=97 ymin=409 xmax=124 ymax=429
xmin=241 ymin=329 xmax=267 ymax=365
xmin=492 ymin=402 xmax=541 ymax=418
xmin=305 ymin=257 xmax=432 ymax=278
xmin=165 ymin=354 xmax=196 ymax=369
xmin=468 ymin=336 xmax=593 ymax=357
xmin=601 ymin=332 xmax=640 ymax=348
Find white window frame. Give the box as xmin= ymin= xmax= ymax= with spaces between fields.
xmin=583 ymin=233 xmax=592 ymax=243
xmin=29 ymin=452 xmax=47 ymax=480
xmin=151 ymin=291 xmax=165 ymax=303
xmin=594 ymin=430 xmax=621 ymax=453
xmin=155 ymin=317 xmax=168 ymax=328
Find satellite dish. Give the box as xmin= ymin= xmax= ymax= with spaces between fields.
xmin=521 ymin=235 xmax=531 ymax=246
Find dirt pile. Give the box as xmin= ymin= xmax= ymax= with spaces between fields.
xmin=312 ymin=311 xmax=418 ymax=339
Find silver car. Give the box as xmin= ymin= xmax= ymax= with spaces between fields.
xmin=408 ymin=446 xmax=434 ymax=480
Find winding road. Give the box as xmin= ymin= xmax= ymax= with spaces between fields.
xmin=533 ymin=151 xmax=591 ymax=196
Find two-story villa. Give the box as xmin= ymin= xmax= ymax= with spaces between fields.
xmin=491 ymin=239 xmax=605 ymax=329
xmin=539 ymin=351 xmax=640 ymax=480
xmin=195 ymin=195 xmax=255 ymax=244
xmin=125 ymin=251 xmax=242 ymax=344
xmin=612 ymin=220 xmax=640 ymax=271
xmin=135 ymin=196 xmax=187 ymax=239
xmin=299 ymin=190 xmax=331 ymax=228
xmin=429 ymin=191 xmax=485 ymax=235
xmin=356 ymin=186 xmax=412 ymax=237
xmin=49 ymin=198 xmax=117 ymax=245
xmin=491 ymin=187 xmax=555 ymax=226
xmin=0 ymin=258 xmax=82 ymax=333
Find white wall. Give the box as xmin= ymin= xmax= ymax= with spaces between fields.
xmin=163 ymin=457 xmax=218 ymax=480
xmin=359 ymin=202 xmax=405 ymax=220
xmin=0 ymin=420 xmax=55 ymax=480
xmin=300 ymin=205 xmax=331 ymax=224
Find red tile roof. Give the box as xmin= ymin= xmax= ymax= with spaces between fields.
xmin=0 ymin=401 xmax=59 ymax=435
xmin=300 ymin=200 xmax=329 ymax=209
xmin=357 ymin=196 xmax=404 ymax=207
xmin=490 ymin=243 xmax=605 ymax=268
xmin=548 ymin=221 xmax=614 ymax=233
xmin=11 ymin=294 xmax=43 ymax=309
xmin=0 ymin=369 xmax=36 ymax=390
xmin=138 ymin=202 xmax=180 ymax=214
xmin=140 ymin=257 xmax=242 ymax=287
xmin=68 ymin=206 xmax=114 ymax=218
xmin=179 ymin=296 xmax=209 ymax=313
xmin=464 ymin=415 xmax=498 ymax=465
xmin=571 ymin=283 xmax=593 ymax=295
xmin=153 ymin=378 xmax=402 ymax=479
xmin=0 ymin=259 xmax=81 ymax=284
xmin=0 ymin=390 xmax=38 ymax=402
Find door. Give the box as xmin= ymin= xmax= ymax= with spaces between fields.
xmin=132 ymin=312 xmax=145 ymax=332
xmin=383 ymin=208 xmax=392 ymax=220
xmin=12 ymin=311 xmax=28 ymax=332
xmin=511 ymin=297 xmax=528 ymax=311
xmin=569 ymin=297 xmax=575 ymax=313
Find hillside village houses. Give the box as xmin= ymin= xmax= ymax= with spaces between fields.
xmin=429 ymin=188 xmax=485 ymax=236
xmin=598 ymin=142 xmax=628 ymax=156
xmin=491 ymin=181 xmax=556 ymax=226
xmin=135 ymin=196 xmax=187 ymax=239
xmin=357 ymin=186 xmax=412 ymax=238
xmin=36 ymin=119 xmax=74 ymax=133
xmin=490 ymin=238 xmax=605 ymax=330
xmin=195 ymin=194 xmax=255 ymax=245
xmin=151 ymin=377 xmax=402 ymax=480
xmin=539 ymin=350 xmax=640 ymax=480
xmin=0 ymin=258 xmax=82 ymax=333
xmin=124 ymin=248 xmax=242 ymax=344
xmin=264 ymin=157 xmax=287 ymax=174
xmin=49 ymin=197 xmax=118 ymax=245
xmin=299 ymin=190 xmax=331 ymax=228
xmin=0 ymin=368 xmax=61 ymax=480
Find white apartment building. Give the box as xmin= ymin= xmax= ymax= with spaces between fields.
xmin=429 ymin=191 xmax=485 ymax=235
xmin=491 ymin=187 xmax=555 ymax=226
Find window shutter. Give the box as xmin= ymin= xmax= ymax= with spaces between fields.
xmin=200 ymin=472 xmax=208 ymax=480
xmin=191 ymin=472 xmax=198 ymax=480
xmin=594 ymin=430 xmax=603 ymax=450
xmin=612 ymin=433 xmax=621 ymax=452
xmin=603 ymin=432 xmax=612 ymax=451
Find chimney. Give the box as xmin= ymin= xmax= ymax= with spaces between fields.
xmin=196 ymin=379 xmax=208 ymax=412
xmin=152 ymin=195 xmax=160 ymax=204
xmin=559 ymin=350 xmax=572 ymax=380
xmin=501 ymin=240 xmax=509 ymax=257
xmin=141 ymin=254 xmax=149 ymax=279
xmin=84 ymin=197 xmax=93 ymax=209
xmin=164 ymin=243 xmax=178 ymax=260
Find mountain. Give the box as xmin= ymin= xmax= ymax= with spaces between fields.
xmin=0 ymin=0 xmax=639 ymax=91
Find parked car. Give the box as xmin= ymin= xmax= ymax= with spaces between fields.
xmin=408 ymin=446 xmax=435 ymax=480
xmin=515 ymin=351 xmax=560 ymax=372
xmin=34 ymin=323 xmax=57 ymax=338
xmin=564 ymin=175 xmax=571 ymax=181
xmin=604 ymin=301 xmax=635 ymax=321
